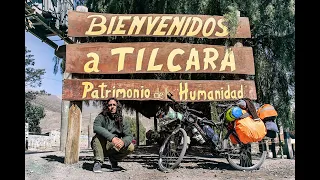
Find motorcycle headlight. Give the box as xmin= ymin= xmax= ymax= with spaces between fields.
xmin=187 ymin=116 xmax=195 ymax=123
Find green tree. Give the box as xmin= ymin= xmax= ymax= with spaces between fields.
xmin=25 ymin=46 xmax=48 ymax=134
xmin=125 ymin=116 xmax=146 ymax=143
xmin=229 ymin=0 xmax=295 ymax=130
xmin=78 ymin=0 xmax=295 ymax=130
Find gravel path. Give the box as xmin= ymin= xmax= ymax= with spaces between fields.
xmin=25 ymin=147 xmax=295 ymax=180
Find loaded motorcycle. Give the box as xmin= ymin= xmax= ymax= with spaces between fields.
xmin=157 ymin=92 xmax=267 ymax=172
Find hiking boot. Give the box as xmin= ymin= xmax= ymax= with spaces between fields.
xmin=93 ymin=161 xmax=102 ymax=173
xmin=110 ymin=161 xmax=121 ymax=171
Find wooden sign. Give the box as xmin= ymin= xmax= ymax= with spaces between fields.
xmin=67 ymin=11 xmax=251 ymax=38
xmin=66 ymin=42 xmax=255 ymax=75
xmin=62 ymin=79 xmax=256 ymax=101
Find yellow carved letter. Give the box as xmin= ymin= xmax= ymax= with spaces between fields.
xmin=146 ymin=16 xmax=160 ymax=35
xmin=113 ymin=16 xmax=131 ymax=35
xmin=85 ymin=15 xmax=107 ymax=35
xmin=82 ymin=82 xmax=94 ymax=98
xmin=107 ymin=16 xmax=116 ymax=34
xmin=111 ymin=47 xmax=135 ymax=72
xmin=154 ymin=16 xmax=172 ymax=36
xmin=167 ymin=49 xmax=183 ymax=72
xmin=186 ymin=17 xmax=202 ymax=36
xmin=202 ymin=18 xmax=216 ymax=37
xmin=215 ymin=19 xmax=229 ymax=37
xmin=220 ymin=48 xmax=235 ymax=71
xmin=147 ymin=48 xmax=162 ymax=71
xmin=128 ymin=16 xmax=147 ymax=35
xmin=185 ymin=48 xmax=200 ymax=71
xmin=167 ymin=16 xmax=186 ymax=36
xmin=136 ymin=48 xmax=145 ymax=71
xmin=84 ymin=52 xmax=100 ymax=73
xmin=203 ymin=48 xmax=219 ymax=70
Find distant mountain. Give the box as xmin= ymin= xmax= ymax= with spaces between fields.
xmin=30 ymin=94 xmax=64 ymax=133
xmin=32 ymin=94 xmax=61 ymax=113
xmin=29 ymin=93 xmax=155 ymax=134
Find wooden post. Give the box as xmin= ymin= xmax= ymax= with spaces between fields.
xmin=63 ymin=5 xmax=88 ymax=163
xmin=64 ymin=102 xmax=83 ymax=164
xmin=136 ymin=110 xmax=140 ymax=146
xmin=271 ymin=138 xmax=277 ymax=158
xmin=154 ymin=116 xmax=158 ymax=131
xmin=60 ymin=72 xmax=71 ymax=152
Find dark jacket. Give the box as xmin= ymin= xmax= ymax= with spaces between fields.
xmin=93 ymin=114 xmax=133 ymax=147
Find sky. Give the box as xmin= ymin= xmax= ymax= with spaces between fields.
xmin=25 ymin=31 xmax=65 ymax=96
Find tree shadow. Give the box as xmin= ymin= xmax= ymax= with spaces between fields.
xmin=121 ymin=154 xmax=235 ymax=171
xmin=40 ymin=145 xmax=236 ymax=172
xmin=82 ymin=162 xmax=94 ymax=171
xmin=121 ymin=154 xmax=160 ymax=170
xmin=41 ymin=154 xmax=96 ymax=163
xmin=183 ymin=161 xmax=235 ymax=170
xmin=25 ymin=151 xmax=56 ymax=155
xmin=41 ymin=155 xmax=65 ymax=163
xmin=82 ymin=162 xmax=114 ymax=172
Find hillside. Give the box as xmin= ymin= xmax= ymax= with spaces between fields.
xmin=30 ymin=94 xmax=154 ymax=134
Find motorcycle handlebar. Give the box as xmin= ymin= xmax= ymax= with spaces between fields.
xmin=188 ymin=108 xmax=203 ymax=114
xmin=167 ymin=92 xmax=176 ymax=102
xmin=167 ymin=92 xmax=203 ymax=114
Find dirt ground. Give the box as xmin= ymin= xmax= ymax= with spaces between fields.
xmin=25 ymin=146 xmax=295 ymax=180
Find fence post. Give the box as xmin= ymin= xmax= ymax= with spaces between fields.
xmin=283 ymin=129 xmax=294 ymax=159
xmin=136 ymin=110 xmax=140 ymax=146
xmin=25 ymin=123 xmax=29 ymax=150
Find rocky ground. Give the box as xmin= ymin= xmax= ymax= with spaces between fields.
xmin=25 ymin=146 xmax=295 ymax=180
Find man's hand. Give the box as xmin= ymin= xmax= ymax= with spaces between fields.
xmin=112 ymin=137 xmax=124 ymax=150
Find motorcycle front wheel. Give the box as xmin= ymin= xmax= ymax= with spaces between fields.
xmin=158 ymin=128 xmax=188 ymax=172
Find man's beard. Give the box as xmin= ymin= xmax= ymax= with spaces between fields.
xmin=107 ymin=111 xmax=117 ymax=119
xmin=107 ymin=111 xmax=123 ymax=131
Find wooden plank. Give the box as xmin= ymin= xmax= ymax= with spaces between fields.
xmin=62 ymin=79 xmax=256 ymax=102
xmin=66 ymin=42 xmax=255 ymax=75
xmin=67 ymin=11 xmax=251 ymax=38
xmin=64 ymin=104 xmax=82 ymax=164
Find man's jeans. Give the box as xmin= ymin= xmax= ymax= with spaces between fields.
xmin=91 ymin=134 xmax=134 ymax=163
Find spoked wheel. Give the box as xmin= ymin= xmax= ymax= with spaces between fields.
xmin=226 ymin=140 xmax=267 ymax=171
xmin=158 ymin=128 xmax=188 ymax=172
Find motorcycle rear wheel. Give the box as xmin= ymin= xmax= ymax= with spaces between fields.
xmin=226 ymin=140 xmax=267 ymax=171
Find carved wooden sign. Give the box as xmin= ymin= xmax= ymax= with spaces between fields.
xmin=64 ymin=11 xmax=256 ymax=102
xmin=65 ymin=42 xmax=255 ymax=75
xmin=67 ymin=11 xmax=251 ymax=38
xmin=62 ymin=79 xmax=256 ymax=101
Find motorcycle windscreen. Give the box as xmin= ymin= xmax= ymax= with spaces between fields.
xmin=165 ymin=106 xmax=183 ymax=120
